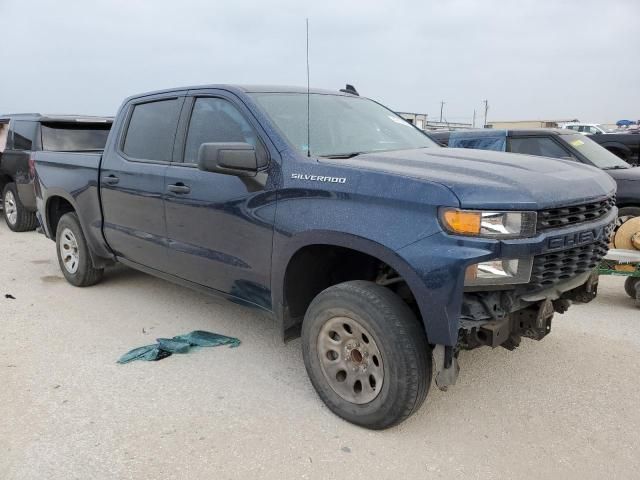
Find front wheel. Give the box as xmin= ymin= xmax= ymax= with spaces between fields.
xmin=302 ymin=280 xmax=431 ymax=429
xmin=56 ymin=212 xmax=104 ymax=287
xmin=2 ymin=183 xmax=38 ymax=232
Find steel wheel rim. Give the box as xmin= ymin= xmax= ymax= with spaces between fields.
xmin=317 ymin=316 xmax=384 ymax=404
xmin=4 ymin=190 xmax=17 ymax=225
xmin=59 ymin=228 xmax=80 ymax=274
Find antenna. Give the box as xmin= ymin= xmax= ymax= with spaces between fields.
xmin=306 ymin=18 xmax=311 ymax=157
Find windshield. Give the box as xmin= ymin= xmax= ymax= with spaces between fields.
xmin=41 ymin=123 xmax=111 ymax=151
xmin=251 ymin=93 xmax=438 ymax=157
xmin=564 ymin=134 xmax=630 ymax=169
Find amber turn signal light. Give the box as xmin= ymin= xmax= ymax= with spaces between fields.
xmin=441 ymin=210 xmax=481 ymax=235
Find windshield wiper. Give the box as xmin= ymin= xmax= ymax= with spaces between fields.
xmin=320 ymin=152 xmax=364 ymax=159
xmin=602 ymin=165 xmax=629 ymax=170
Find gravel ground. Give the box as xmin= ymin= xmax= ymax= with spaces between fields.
xmin=1 ymin=221 xmax=639 ymax=480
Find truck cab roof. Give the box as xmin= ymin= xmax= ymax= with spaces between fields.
xmin=122 ymin=84 xmax=361 ymax=103
xmin=0 ymin=113 xmax=113 ymax=123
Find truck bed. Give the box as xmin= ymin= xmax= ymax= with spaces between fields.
xmin=33 ymin=150 xmax=108 ymax=260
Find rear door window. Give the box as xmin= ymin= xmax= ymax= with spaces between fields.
xmin=10 ymin=120 xmax=37 ymax=150
xmin=509 ymin=137 xmax=572 ymax=159
xmin=122 ymin=99 xmax=182 ymax=161
xmin=41 ymin=123 xmax=111 ymax=151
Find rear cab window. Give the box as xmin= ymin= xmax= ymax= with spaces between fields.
xmin=41 ymin=123 xmax=111 ymax=151
xmin=122 ymin=98 xmax=183 ymax=162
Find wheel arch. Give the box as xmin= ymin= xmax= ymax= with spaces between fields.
xmin=44 ymin=191 xmax=114 ymax=269
xmin=0 ymin=173 xmax=13 ymax=193
xmin=44 ymin=191 xmax=80 ymax=239
xmin=272 ymin=231 xmax=428 ymax=341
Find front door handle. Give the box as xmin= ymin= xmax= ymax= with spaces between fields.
xmin=102 ymin=175 xmax=119 ymax=185
xmin=168 ymin=183 xmax=191 ymax=194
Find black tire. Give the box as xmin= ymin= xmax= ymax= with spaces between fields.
xmin=618 ymin=206 xmax=640 ymax=222
xmin=302 ymin=280 xmax=431 ymax=430
xmin=56 ymin=212 xmax=104 ymax=287
xmin=2 ymin=183 xmax=38 ymax=232
xmin=624 ymin=277 xmax=640 ymax=300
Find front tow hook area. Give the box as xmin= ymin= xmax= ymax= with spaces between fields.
xmin=463 ymin=299 xmax=555 ymax=352
xmin=435 ymin=300 xmax=556 ymax=391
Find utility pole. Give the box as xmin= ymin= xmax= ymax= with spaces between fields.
xmin=439 ymin=101 xmax=445 ymax=123
xmin=472 ymin=109 xmax=476 ymax=128
xmin=482 ymin=100 xmax=489 ymax=128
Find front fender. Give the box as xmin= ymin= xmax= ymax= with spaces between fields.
xmin=271 ymin=229 xmax=432 ymax=335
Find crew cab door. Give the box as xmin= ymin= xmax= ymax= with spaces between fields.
xmin=101 ymin=95 xmax=184 ymax=271
xmin=163 ymin=91 xmax=277 ymax=309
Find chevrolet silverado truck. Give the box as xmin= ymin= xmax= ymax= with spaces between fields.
xmin=428 ymin=129 xmax=640 ymax=223
xmin=0 ymin=114 xmax=112 ymax=231
xmin=34 ymin=85 xmax=616 ymax=429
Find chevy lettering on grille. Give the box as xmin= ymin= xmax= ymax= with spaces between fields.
xmin=291 ymin=173 xmax=347 ymax=184
xmin=547 ymin=222 xmax=614 ymax=250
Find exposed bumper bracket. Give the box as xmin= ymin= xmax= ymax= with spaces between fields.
xmin=433 ymin=344 xmax=459 ymax=391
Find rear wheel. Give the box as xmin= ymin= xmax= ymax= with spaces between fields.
xmin=302 ymin=280 xmax=431 ymax=429
xmin=2 ymin=183 xmax=38 ymax=232
xmin=56 ymin=212 xmax=104 ymax=287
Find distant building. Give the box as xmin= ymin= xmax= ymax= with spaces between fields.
xmin=397 ymin=112 xmax=472 ymax=131
xmin=397 ymin=112 xmax=428 ymax=130
xmin=486 ymin=119 xmax=578 ymax=129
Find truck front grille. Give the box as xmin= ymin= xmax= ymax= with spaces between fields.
xmin=536 ymin=195 xmax=616 ymax=231
xmin=526 ymin=237 xmax=609 ymax=292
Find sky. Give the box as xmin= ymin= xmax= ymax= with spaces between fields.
xmin=0 ymin=0 xmax=638 ymax=124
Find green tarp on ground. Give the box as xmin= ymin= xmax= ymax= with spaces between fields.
xmin=117 ymin=330 xmax=240 ymax=364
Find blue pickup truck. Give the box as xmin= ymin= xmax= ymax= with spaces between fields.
xmin=34 ymin=85 xmax=616 ymax=429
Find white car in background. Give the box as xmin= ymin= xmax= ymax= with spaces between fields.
xmin=563 ymin=123 xmax=610 ymax=135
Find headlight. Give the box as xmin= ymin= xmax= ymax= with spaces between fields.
xmin=440 ymin=208 xmax=537 ymax=238
xmin=465 ymin=258 xmax=533 ymax=286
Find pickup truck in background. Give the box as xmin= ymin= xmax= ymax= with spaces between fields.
xmin=588 ymin=133 xmax=640 ymax=166
xmin=428 ymin=129 xmax=640 ymax=223
xmin=561 ymin=124 xmax=640 ymax=165
xmin=34 ymin=85 xmax=616 ymax=429
xmin=0 ymin=114 xmax=112 ymax=231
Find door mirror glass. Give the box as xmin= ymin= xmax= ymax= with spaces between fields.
xmin=197 ymin=142 xmax=258 ymax=176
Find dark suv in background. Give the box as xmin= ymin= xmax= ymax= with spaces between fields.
xmin=0 ymin=114 xmax=112 ymax=231
xmin=427 ymin=128 xmax=640 ymax=223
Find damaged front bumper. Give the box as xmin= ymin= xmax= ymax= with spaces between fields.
xmin=433 ymin=269 xmax=600 ymax=390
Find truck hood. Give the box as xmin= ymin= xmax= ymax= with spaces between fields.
xmin=322 ymin=147 xmax=616 ymax=209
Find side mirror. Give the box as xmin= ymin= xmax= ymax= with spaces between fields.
xmin=197 ymin=142 xmax=258 ymax=176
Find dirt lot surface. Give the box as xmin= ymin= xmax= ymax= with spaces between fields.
xmin=1 ymin=222 xmax=639 ymax=479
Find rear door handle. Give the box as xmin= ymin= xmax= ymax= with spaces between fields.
xmin=167 ymin=183 xmax=191 ymax=194
xmin=102 ymin=175 xmax=119 ymax=185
